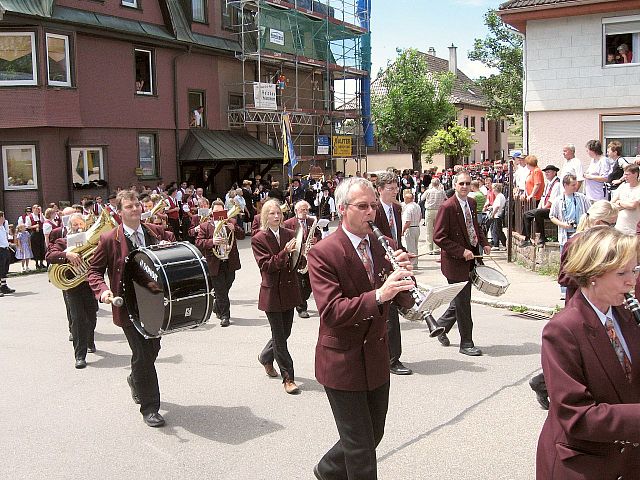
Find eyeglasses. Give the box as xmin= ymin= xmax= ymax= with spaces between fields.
xmin=383 ymin=186 xmax=399 ymax=191
xmin=347 ymin=202 xmax=379 ymax=211
xmin=457 ymin=182 xmax=471 ymax=186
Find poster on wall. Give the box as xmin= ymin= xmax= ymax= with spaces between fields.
xmin=332 ymin=136 xmax=352 ymax=157
xmin=269 ymin=29 xmax=285 ymax=46
xmin=317 ymin=136 xmax=330 ymax=155
xmin=253 ymin=82 xmax=277 ymax=110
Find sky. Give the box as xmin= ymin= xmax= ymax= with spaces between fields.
xmin=369 ymin=0 xmax=503 ymax=79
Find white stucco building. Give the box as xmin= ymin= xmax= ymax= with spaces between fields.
xmin=499 ymin=0 xmax=640 ymax=168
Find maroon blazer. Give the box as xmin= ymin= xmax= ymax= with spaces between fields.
xmin=195 ymin=218 xmax=244 ymax=276
xmin=308 ymin=225 xmax=413 ymax=391
xmin=433 ymin=195 xmax=488 ymax=282
xmin=283 ymin=216 xmax=323 ymax=243
xmin=251 ymin=226 xmax=302 ymax=312
xmin=537 ymin=292 xmax=640 ymax=479
xmin=87 ymin=223 xmax=171 ymax=328
xmin=251 ymin=215 xmax=261 ymax=237
xmin=48 ymin=226 xmax=67 ymax=246
xmin=374 ymin=202 xmax=404 ymax=249
xmin=45 ymin=236 xmax=70 ymax=264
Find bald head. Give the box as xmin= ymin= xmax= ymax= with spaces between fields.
xmin=62 ymin=207 xmax=76 ymax=216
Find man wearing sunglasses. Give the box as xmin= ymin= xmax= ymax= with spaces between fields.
xmin=374 ymin=171 xmax=413 ymax=375
xmin=434 ymin=171 xmax=491 ymax=356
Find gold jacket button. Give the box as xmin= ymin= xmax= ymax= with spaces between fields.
xmin=354 ymin=323 xmax=359 ymax=327
xmin=363 ymin=339 xmax=367 ymax=344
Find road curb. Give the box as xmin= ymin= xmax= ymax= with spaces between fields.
xmin=471 ymin=297 xmax=556 ymax=316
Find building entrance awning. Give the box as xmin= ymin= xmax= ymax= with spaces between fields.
xmin=179 ymin=129 xmax=283 ymax=163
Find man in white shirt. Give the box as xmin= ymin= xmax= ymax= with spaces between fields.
xmin=521 ymin=165 xmax=562 ymax=247
xmin=559 ymin=143 xmax=584 ymax=190
xmin=612 ymin=164 xmax=640 ymax=235
xmin=0 ymin=211 xmax=15 ymax=296
xmin=512 ymin=151 xmax=529 ymax=198
xmin=401 ymin=190 xmax=422 ymax=268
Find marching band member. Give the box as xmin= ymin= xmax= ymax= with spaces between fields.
xmin=88 ymin=190 xmax=173 ymax=427
xmin=165 ymin=187 xmax=181 ymax=240
xmin=283 ymin=200 xmax=321 ymax=319
xmin=196 ymin=200 xmax=245 ymax=327
xmin=46 ymin=213 xmax=97 ymax=369
xmin=308 ymin=177 xmax=414 ymax=480
xmin=252 ymin=199 xmax=302 ymax=395
xmin=315 ymin=187 xmax=335 ymax=239
xmin=106 ymin=193 xmax=122 ymax=225
xmin=25 ymin=204 xmax=46 ymax=269
xmin=537 ymin=227 xmax=640 ymax=479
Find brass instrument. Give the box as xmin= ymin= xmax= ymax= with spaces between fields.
xmin=49 ymin=208 xmax=118 ymax=290
xmin=212 ymin=205 xmax=241 ymax=260
xmin=143 ymin=200 xmax=167 ymax=224
xmin=297 ymin=216 xmax=319 ymax=274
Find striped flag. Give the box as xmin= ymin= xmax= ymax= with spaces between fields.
xmin=282 ymin=112 xmax=298 ymax=178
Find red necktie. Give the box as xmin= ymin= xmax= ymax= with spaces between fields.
xmin=606 ymin=317 xmax=632 ymax=381
xmin=357 ymin=238 xmax=374 ymax=286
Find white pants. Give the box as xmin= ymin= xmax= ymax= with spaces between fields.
xmin=404 ymin=227 xmax=420 ymax=266
xmin=424 ymin=209 xmax=438 ymax=252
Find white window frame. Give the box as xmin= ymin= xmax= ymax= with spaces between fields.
xmin=0 ymin=32 xmax=37 ymax=86
xmin=135 ymin=48 xmax=153 ymax=96
xmin=138 ymin=133 xmax=158 ymax=178
xmin=70 ymin=147 xmax=104 ymax=185
xmin=602 ymin=14 xmax=640 ymax=67
xmin=45 ymin=33 xmax=71 ymax=87
xmin=122 ymin=0 xmax=138 ymax=7
xmin=192 ymin=0 xmax=206 ymax=23
xmin=2 ymin=145 xmax=38 ymax=190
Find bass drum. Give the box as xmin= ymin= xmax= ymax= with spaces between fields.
xmin=122 ymin=242 xmax=213 ymax=338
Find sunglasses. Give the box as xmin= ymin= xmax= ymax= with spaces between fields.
xmin=347 ymin=202 xmax=379 ymax=211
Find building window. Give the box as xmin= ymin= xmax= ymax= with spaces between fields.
xmin=135 ymin=48 xmax=154 ymax=95
xmin=138 ymin=134 xmax=158 ymax=177
xmin=463 ymin=116 xmax=469 ymax=128
xmin=71 ymin=148 xmax=104 ymax=185
xmin=500 ymin=119 xmax=505 ymax=133
xmin=192 ymin=0 xmax=206 ymax=23
xmin=480 ymin=150 xmax=486 ymax=162
xmin=229 ymin=93 xmax=243 ymax=109
xmin=0 ymin=32 xmax=37 ymax=86
xmin=603 ymin=115 xmax=640 ymax=157
xmin=2 ymin=145 xmax=38 ymax=189
xmin=603 ymin=15 xmax=640 ymax=65
xmin=46 ymin=34 xmax=71 ymax=87
xmin=480 ymin=117 xmax=485 ymax=132
xmin=188 ymin=91 xmax=205 ymax=127
xmin=470 ymin=116 xmax=476 ymax=132
xmin=122 ymin=0 xmax=138 ymax=7
xmin=222 ymin=3 xmax=241 ymax=31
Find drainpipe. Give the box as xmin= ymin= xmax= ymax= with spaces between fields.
xmin=174 ymin=46 xmax=192 ymax=182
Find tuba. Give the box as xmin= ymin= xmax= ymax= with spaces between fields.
xmin=48 ymin=208 xmax=118 ymax=290
xmin=212 ymin=205 xmax=242 ymax=260
xmin=297 ymin=216 xmax=319 ymax=274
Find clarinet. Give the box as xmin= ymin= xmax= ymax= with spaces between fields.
xmin=623 ymin=293 xmax=640 ymax=326
xmin=367 ymin=221 xmax=445 ymax=338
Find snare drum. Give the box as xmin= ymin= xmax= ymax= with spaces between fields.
xmin=122 ymin=242 xmax=213 ymax=338
xmin=470 ymin=265 xmax=510 ymax=297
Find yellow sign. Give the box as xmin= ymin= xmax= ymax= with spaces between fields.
xmin=332 ymin=136 xmax=352 ymax=157
xmin=134 ymin=167 xmax=144 ymax=176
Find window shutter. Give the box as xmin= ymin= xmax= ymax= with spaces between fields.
xmin=605 ymin=21 xmax=640 ymax=35
xmin=603 ymin=121 xmax=640 ymax=138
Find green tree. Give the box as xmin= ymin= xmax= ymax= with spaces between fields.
xmin=422 ymin=124 xmax=476 ymax=167
xmin=468 ymin=10 xmax=523 ymax=119
xmin=372 ymin=49 xmax=456 ymax=172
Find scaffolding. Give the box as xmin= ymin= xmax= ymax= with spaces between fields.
xmin=225 ymin=0 xmax=371 ymax=174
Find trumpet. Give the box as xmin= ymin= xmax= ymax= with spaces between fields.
xmin=367 ymin=221 xmax=445 ymax=338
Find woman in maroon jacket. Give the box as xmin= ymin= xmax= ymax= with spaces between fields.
xmin=537 ymin=227 xmax=640 ymax=479
xmin=252 ymin=198 xmax=302 ymax=394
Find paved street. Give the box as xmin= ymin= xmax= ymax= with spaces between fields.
xmin=1 ymin=228 xmax=552 ymax=480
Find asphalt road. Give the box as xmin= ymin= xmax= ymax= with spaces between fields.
xmin=1 ymin=237 xmax=548 ymax=480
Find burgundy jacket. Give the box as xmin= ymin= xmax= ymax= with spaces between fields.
xmin=308 ymin=225 xmax=413 ymax=391
xmin=251 ymin=226 xmax=302 ymax=312
xmin=283 ymin=216 xmax=322 ymax=243
xmin=87 ymin=223 xmax=171 ymax=328
xmin=195 ymin=218 xmax=244 ymax=276
xmin=433 ymin=195 xmax=488 ymax=282
xmin=374 ymin=202 xmax=404 ymax=250
xmin=537 ymin=292 xmax=640 ymax=479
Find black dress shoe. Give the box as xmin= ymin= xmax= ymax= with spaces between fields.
xmin=75 ymin=358 xmax=87 ymax=369
xmin=0 ymin=285 xmax=15 ymax=294
xmin=87 ymin=344 xmax=96 ymax=353
xmin=529 ymin=378 xmax=550 ymax=410
xmin=127 ymin=375 xmax=142 ymax=405
xmin=220 ymin=316 xmax=230 ymax=327
xmin=390 ymin=361 xmax=412 ymax=375
xmin=459 ymin=346 xmax=483 ymax=356
xmin=437 ymin=333 xmax=450 ymax=347
xmin=0 ymin=291 xmax=4 ymax=297
xmin=313 ymin=464 xmax=327 ymax=480
xmin=143 ymin=412 xmax=165 ymax=427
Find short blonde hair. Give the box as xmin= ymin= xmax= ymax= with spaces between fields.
xmin=576 ymin=200 xmax=618 ymax=232
xmin=260 ymin=198 xmax=282 ymax=231
xmin=525 ymin=155 xmax=538 ymax=167
xmin=564 ymin=226 xmax=639 ymax=287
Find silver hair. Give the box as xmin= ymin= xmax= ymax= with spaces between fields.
xmin=334 ymin=177 xmax=374 ymax=218
xmin=294 ymin=200 xmax=310 ymax=212
xmin=430 ymin=177 xmax=441 ymax=187
xmin=564 ymin=143 xmax=576 ymax=154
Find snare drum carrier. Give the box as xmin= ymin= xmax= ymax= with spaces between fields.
xmin=122 ymin=242 xmax=213 ymax=338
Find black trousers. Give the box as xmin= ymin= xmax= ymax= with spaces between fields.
xmin=436 ymin=280 xmax=475 ymax=347
xmin=122 ymin=325 xmax=161 ymax=415
xmin=317 ymin=382 xmax=390 ymax=480
xmin=523 ymin=208 xmax=550 ymax=241
xmin=491 ymin=216 xmax=507 ymax=248
xmin=258 ymin=309 xmax=295 ymax=382
xmin=63 ymin=283 xmax=97 ymax=360
xmin=167 ymin=217 xmax=181 ymax=240
xmin=0 ymin=247 xmax=9 ymax=278
xmin=211 ymin=262 xmax=235 ymax=318
xmin=387 ymin=305 xmax=402 ymax=364
xmin=30 ymin=230 xmax=45 ymax=264
xmin=296 ymin=271 xmax=312 ymax=313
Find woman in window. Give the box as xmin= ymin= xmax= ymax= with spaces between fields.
xmin=617 ymin=43 xmax=633 ymax=63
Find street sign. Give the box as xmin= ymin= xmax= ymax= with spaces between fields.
xmin=317 ymin=135 xmax=330 ymax=155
